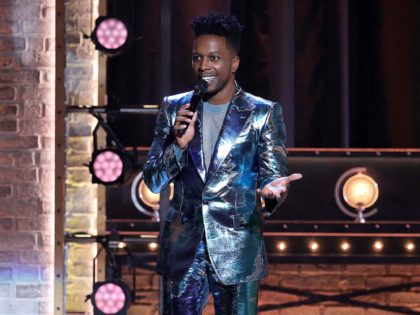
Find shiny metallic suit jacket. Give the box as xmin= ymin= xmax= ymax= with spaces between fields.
xmin=143 ymin=84 xmax=288 ymax=285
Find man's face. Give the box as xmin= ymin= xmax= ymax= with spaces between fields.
xmin=192 ymin=34 xmax=239 ymax=98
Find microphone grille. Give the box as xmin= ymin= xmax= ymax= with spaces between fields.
xmin=195 ymin=79 xmax=208 ymax=94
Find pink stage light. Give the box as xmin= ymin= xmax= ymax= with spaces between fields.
xmin=93 ymin=282 xmax=127 ymax=314
xmin=91 ymin=17 xmax=130 ymax=54
xmin=91 ymin=149 xmax=124 ymax=184
xmin=96 ymin=18 xmax=128 ymax=50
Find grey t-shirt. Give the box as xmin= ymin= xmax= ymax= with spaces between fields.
xmin=202 ymin=101 xmax=230 ymax=170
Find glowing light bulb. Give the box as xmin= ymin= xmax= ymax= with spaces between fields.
xmin=373 ymin=240 xmax=384 ymax=252
xmin=404 ymin=241 xmax=415 ymax=252
xmin=343 ymin=173 xmax=379 ymax=209
xmin=148 ymin=242 xmax=158 ymax=251
xmin=340 ymin=241 xmax=351 ymax=252
xmin=276 ymin=241 xmax=287 ymax=252
xmin=308 ymin=240 xmax=319 ymax=252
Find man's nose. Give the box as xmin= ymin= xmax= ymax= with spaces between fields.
xmin=199 ymin=57 xmax=210 ymax=70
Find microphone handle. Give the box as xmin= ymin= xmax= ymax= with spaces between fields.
xmin=176 ymin=91 xmax=203 ymax=137
xmin=176 ymin=79 xmax=207 ymax=137
xmin=188 ymin=91 xmax=203 ymax=113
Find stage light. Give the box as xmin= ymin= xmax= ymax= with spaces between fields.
xmin=308 ymin=240 xmax=320 ymax=253
xmin=73 ymin=232 xmax=92 ymax=238
xmin=404 ymin=241 xmax=416 ymax=253
xmin=335 ymin=167 xmax=379 ymax=223
xmin=276 ymin=241 xmax=287 ymax=252
xmin=373 ymin=240 xmax=384 ymax=252
xmin=91 ymin=280 xmax=131 ymax=315
xmin=138 ymin=178 xmax=174 ymax=208
xmin=89 ymin=149 xmax=125 ymax=185
xmin=131 ymin=171 xmax=174 ymax=220
xmin=147 ymin=242 xmax=159 ymax=252
xmin=340 ymin=241 xmax=351 ymax=252
xmin=91 ymin=17 xmax=129 ymax=55
xmin=139 ymin=180 xmax=161 ymax=209
xmin=343 ymin=173 xmax=379 ymax=208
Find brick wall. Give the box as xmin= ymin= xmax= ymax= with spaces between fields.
xmin=0 ymin=0 xmax=55 ymax=314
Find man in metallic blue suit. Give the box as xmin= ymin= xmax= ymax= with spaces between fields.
xmin=143 ymin=12 xmax=302 ymax=314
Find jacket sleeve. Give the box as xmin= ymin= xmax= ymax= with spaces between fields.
xmin=257 ymin=102 xmax=288 ymax=214
xmin=143 ymin=97 xmax=186 ymax=193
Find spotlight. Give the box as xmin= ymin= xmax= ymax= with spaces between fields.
xmin=340 ymin=241 xmax=351 ymax=252
xmin=335 ymin=167 xmax=379 ymax=223
xmin=308 ymin=240 xmax=320 ymax=253
xmin=91 ymin=17 xmax=130 ymax=55
xmin=373 ymin=240 xmax=384 ymax=252
xmin=91 ymin=280 xmax=131 ymax=315
xmin=343 ymin=173 xmax=379 ymax=208
xmin=131 ymin=171 xmax=174 ymax=219
xmin=139 ymin=180 xmax=161 ymax=209
xmin=89 ymin=149 xmax=125 ymax=185
xmin=404 ymin=241 xmax=416 ymax=253
xmin=276 ymin=241 xmax=287 ymax=252
xmin=147 ymin=242 xmax=159 ymax=252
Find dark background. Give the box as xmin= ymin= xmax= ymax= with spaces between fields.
xmin=106 ymin=0 xmax=420 ymax=148
xmin=106 ymin=151 xmax=420 ymax=224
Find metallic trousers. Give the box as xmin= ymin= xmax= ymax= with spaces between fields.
xmin=165 ymin=240 xmax=259 ymax=315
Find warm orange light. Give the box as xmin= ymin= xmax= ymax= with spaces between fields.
xmin=139 ymin=181 xmax=160 ymax=208
xmin=276 ymin=241 xmax=287 ymax=252
xmin=404 ymin=241 xmax=416 ymax=252
xmin=138 ymin=180 xmax=174 ymax=208
xmin=340 ymin=241 xmax=351 ymax=252
xmin=343 ymin=173 xmax=379 ymax=209
xmin=148 ymin=242 xmax=159 ymax=251
xmin=373 ymin=240 xmax=384 ymax=252
xmin=308 ymin=240 xmax=319 ymax=252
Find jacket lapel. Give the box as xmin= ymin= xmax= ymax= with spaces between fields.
xmin=188 ymin=102 xmax=206 ymax=182
xmin=206 ymin=92 xmax=254 ymax=181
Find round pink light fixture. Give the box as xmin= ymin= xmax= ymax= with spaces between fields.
xmin=94 ymin=283 xmax=126 ymax=314
xmin=96 ymin=18 xmax=128 ymax=50
xmin=91 ymin=280 xmax=132 ymax=314
xmin=91 ymin=17 xmax=130 ymax=54
xmin=90 ymin=149 xmax=124 ymax=185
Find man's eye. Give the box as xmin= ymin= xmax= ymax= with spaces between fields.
xmin=192 ymin=55 xmax=201 ymax=62
xmin=210 ymin=55 xmax=220 ymax=61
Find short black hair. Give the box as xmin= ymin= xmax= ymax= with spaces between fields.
xmin=190 ymin=12 xmax=243 ymax=54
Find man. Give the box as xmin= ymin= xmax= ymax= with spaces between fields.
xmin=143 ymin=12 xmax=301 ymax=314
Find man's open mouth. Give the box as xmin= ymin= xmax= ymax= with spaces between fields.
xmin=200 ymin=75 xmax=216 ymax=84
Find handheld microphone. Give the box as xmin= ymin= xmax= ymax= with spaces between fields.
xmin=188 ymin=78 xmax=208 ymax=113
xmin=177 ymin=79 xmax=208 ymax=136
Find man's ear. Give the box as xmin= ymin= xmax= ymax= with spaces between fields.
xmin=232 ymin=56 xmax=240 ymax=73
